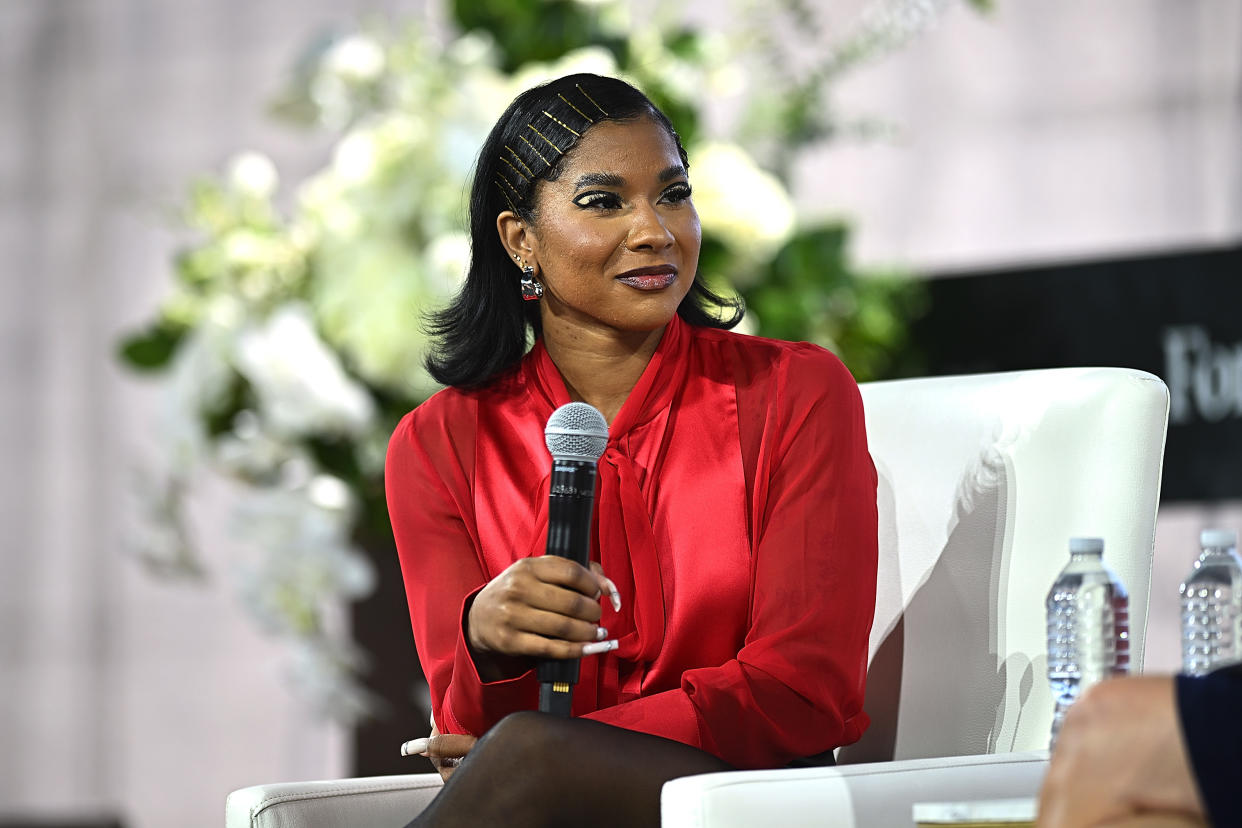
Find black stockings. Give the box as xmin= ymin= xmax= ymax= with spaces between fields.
xmin=405 ymin=712 xmax=733 ymax=828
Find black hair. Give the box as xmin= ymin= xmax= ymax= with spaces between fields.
xmin=425 ymin=73 xmax=744 ymax=389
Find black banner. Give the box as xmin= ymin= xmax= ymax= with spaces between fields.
xmin=914 ymin=244 xmax=1242 ymax=502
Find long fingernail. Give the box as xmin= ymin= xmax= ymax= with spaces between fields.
xmin=596 ymin=626 xmax=608 ymax=641
xmin=582 ymin=639 xmax=619 ymax=656
xmin=604 ymin=578 xmax=621 ymax=611
xmin=400 ymin=737 xmax=429 ymax=757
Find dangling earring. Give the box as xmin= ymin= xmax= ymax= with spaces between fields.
xmin=520 ymin=263 xmax=543 ymax=301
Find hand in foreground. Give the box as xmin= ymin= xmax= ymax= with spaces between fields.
xmin=402 ymin=721 xmax=477 ymax=782
xmin=466 ymin=557 xmax=621 ymax=679
xmin=1036 ymin=677 xmax=1206 ymax=827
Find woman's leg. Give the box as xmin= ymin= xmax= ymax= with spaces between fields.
xmin=407 ymin=711 xmax=733 ymax=828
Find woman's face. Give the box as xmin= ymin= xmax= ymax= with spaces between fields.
xmin=523 ymin=116 xmax=701 ymax=339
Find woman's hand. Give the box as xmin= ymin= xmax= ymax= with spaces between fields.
xmin=403 ymin=721 xmax=477 ymax=782
xmin=466 ymin=557 xmax=620 ymax=677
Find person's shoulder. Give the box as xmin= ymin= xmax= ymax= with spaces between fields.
xmin=398 ymin=385 xmax=470 ymax=432
xmin=394 ymin=367 xmax=531 ymax=446
xmin=690 ymin=325 xmax=857 ymax=392
xmin=388 ymin=384 xmax=481 ymax=463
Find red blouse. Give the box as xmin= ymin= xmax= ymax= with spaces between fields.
xmin=385 ymin=316 xmax=878 ymax=769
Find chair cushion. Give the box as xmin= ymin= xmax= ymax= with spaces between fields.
xmin=662 ymin=750 xmax=1048 ymax=827
xmin=225 ymin=774 xmax=444 ymax=828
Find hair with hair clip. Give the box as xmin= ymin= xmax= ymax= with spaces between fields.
xmin=426 ymin=73 xmax=744 ymax=389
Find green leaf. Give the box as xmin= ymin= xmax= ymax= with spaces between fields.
xmin=734 ymin=223 xmax=928 ymax=381
xmin=664 ymin=29 xmax=702 ymax=60
xmin=117 ymin=320 xmax=187 ymax=372
xmin=449 ymin=0 xmax=625 ymax=72
xmin=202 ymin=374 xmax=252 ymax=439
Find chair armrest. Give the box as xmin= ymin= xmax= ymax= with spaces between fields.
xmin=661 ymin=751 xmax=1048 ymax=827
xmin=225 ymin=773 xmax=444 ymax=828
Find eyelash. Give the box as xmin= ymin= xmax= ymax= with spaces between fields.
xmin=574 ymin=184 xmax=693 ymax=210
xmin=664 ymin=184 xmax=693 ymax=203
xmin=575 ymin=192 xmax=622 ymax=209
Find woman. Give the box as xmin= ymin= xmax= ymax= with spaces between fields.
xmin=386 ymin=73 xmax=878 ymax=827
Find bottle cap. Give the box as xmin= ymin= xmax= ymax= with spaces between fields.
xmin=1200 ymin=528 xmax=1237 ymax=549
xmin=1068 ymin=537 xmax=1104 ymax=554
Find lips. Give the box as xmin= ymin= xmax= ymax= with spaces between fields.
xmin=615 ymin=266 xmax=677 ymax=290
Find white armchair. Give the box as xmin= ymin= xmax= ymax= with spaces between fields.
xmin=227 ymin=367 xmax=1170 ymax=828
xmin=662 ymin=366 xmax=1169 ymax=825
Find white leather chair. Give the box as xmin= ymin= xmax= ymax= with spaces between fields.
xmin=662 ymin=366 xmax=1169 ymax=826
xmin=226 ymin=367 xmax=1170 ymax=828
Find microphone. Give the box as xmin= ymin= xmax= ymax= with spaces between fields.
xmin=538 ymin=402 xmax=609 ymax=716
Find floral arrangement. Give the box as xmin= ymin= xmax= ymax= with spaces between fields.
xmin=120 ymin=0 xmax=976 ymax=721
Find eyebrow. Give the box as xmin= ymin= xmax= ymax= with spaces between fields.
xmin=572 ymin=165 xmax=688 ymax=190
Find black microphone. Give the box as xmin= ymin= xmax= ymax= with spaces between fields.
xmin=538 ymin=402 xmax=608 ymax=716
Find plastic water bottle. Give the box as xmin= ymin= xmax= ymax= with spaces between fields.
xmin=1180 ymin=528 xmax=1242 ymax=676
xmin=1045 ymin=537 xmax=1130 ymax=745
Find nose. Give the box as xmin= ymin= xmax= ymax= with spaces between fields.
xmin=625 ymin=201 xmax=674 ymax=252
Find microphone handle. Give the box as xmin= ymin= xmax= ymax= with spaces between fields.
xmin=537 ymin=458 xmax=597 ymax=715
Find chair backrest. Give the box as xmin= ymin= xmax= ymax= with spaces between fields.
xmin=838 ymin=367 xmax=1169 ymax=764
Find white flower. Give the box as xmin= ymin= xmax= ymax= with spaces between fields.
xmin=310 ymin=237 xmax=444 ymax=397
xmin=323 ymin=35 xmax=386 ymax=84
xmin=227 ymin=151 xmax=279 ymax=200
xmin=333 ymin=129 xmax=383 ymax=186
xmin=690 ymin=142 xmax=795 ymax=262
xmin=447 ymin=31 xmax=497 ymax=67
xmin=298 ymin=175 xmax=363 ymax=240
xmin=234 ymin=304 xmax=375 ymax=438
xmin=312 ymin=35 xmax=387 ymax=129
xmin=231 ymin=479 xmax=375 ymax=638
xmin=307 ymin=473 xmax=351 ymax=512
xmin=160 ymin=297 xmax=244 ymax=469
xmin=215 ymin=410 xmax=295 ymax=481
xmin=426 ymin=233 xmax=470 ymax=296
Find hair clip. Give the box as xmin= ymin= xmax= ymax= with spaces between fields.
xmin=504 ymin=145 xmax=535 ymax=179
xmin=518 ymin=134 xmax=552 ymax=168
xmin=525 ymin=123 xmax=564 ymax=156
xmin=496 ymin=171 xmax=522 ymax=197
xmin=494 ymin=179 xmax=518 ymax=212
xmin=577 ymin=84 xmax=609 ymax=117
xmin=541 ymin=110 xmax=581 ymax=137
xmin=558 ymin=93 xmax=594 ymax=124
xmin=500 ymin=156 xmax=529 ymax=183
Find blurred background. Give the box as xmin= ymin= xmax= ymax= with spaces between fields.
xmin=2 ymin=0 xmax=1239 ymax=825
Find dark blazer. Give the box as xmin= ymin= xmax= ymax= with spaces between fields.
xmin=1177 ymin=663 xmax=1242 ymax=826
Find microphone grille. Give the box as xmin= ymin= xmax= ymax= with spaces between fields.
xmin=545 ymin=402 xmax=609 ymax=462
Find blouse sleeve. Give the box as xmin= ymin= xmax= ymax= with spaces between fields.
xmin=584 ymin=348 xmax=879 ymax=769
xmin=385 ymin=407 xmax=538 ymax=736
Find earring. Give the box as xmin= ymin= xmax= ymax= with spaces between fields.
xmin=520 ymin=264 xmax=543 ymax=301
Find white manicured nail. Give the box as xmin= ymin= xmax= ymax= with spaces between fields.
xmin=596 ymin=627 xmax=608 ymax=640
xmin=604 ymin=578 xmax=621 ymax=611
xmin=582 ymin=639 xmax=619 ymax=656
xmin=400 ymin=737 xmax=429 ymax=757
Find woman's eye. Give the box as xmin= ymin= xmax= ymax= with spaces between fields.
xmin=662 ymin=183 xmax=692 ymax=203
xmin=574 ymin=191 xmax=623 ymax=209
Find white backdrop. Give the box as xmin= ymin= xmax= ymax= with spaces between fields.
xmin=789 ymin=1 xmax=1242 ymax=271
xmin=1 ymin=1 xmax=1238 ymax=825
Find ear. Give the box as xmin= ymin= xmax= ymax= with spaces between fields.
xmin=496 ymin=210 xmax=538 ymax=273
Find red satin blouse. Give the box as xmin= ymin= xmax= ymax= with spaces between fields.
xmin=385 ymin=315 xmax=878 ymax=769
